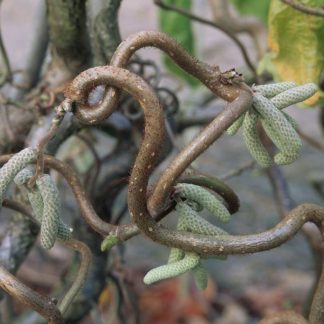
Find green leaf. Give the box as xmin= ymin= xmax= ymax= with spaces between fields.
xmin=159 ymin=0 xmax=199 ymax=87
xmin=230 ymin=0 xmax=271 ymax=24
xmin=268 ymin=0 xmax=324 ymax=105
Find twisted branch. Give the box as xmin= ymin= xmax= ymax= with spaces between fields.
xmin=147 ymin=91 xmax=252 ymax=215
xmin=58 ymin=239 xmax=92 ymax=315
xmin=72 ymin=31 xmax=247 ymax=124
xmin=64 ymin=65 xmax=251 ymax=242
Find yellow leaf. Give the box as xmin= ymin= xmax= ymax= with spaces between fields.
xmin=268 ymin=0 xmax=324 ymax=106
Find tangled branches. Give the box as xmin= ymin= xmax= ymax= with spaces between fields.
xmin=0 ymin=30 xmax=323 ymax=323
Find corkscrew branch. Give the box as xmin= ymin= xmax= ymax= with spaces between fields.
xmin=73 ymin=31 xmax=247 ymax=124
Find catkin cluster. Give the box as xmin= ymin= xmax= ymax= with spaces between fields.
xmin=0 ymin=148 xmax=72 ymax=250
xmin=14 ymin=168 xmax=72 ymax=249
xmin=143 ymin=183 xmax=230 ymax=289
xmin=227 ymin=82 xmax=317 ymax=167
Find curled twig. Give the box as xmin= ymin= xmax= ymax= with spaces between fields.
xmin=27 ymin=99 xmax=72 ymax=188
xmin=71 ymin=31 xmax=248 ymax=124
xmin=58 ymin=239 xmax=92 ymax=315
xmin=65 ymin=65 xmax=252 ymax=246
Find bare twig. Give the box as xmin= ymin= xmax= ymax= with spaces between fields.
xmin=58 ymin=240 xmax=92 ymax=315
xmin=208 ymin=0 xmax=267 ymax=59
xmin=75 ymin=132 xmax=101 ymax=197
xmin=154 ymin=0 xmax=257 ymax=75
xmin=0 ymin=1 xmax=12 ymax=86
xmin=219 ymin=160 xmax=255 ymax=181
xmin=266 ymin=165 xmax=295 ymax=218
xmin=266 ymin=164 xmax=324 ymax=318
xmin=0 ymin=266 xmax=64 ymax=324
xmin=2 ymin=198 xmax=33 ymax=219
xmin=27 ymin=99 xmax=71 ymax=188
xmin=0 ymin=104 xmax=15 ymax=143
xmin=297 ymin=127 xmax=324 ymax=153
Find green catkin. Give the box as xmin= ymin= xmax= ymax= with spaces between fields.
xmin=14 ymin=168 xmax=44 ymax=223
xmin=270 ymin=83 xmax=317 ymax=110
xmin=28 ymin=188 xmax=72 ymax=241
xmin=56 ymin=225 xmax=73 ymax=241
xmin=186 ymin=200 xmax=203 ymax=212
xmin=192 ymin=263 xmax=208 ymax=290
xmin=101 ymin=234 xmax=119 ymax=251
xmin=0 ymin=148 xmax=37 ymax=204
xmin=168 ymin=199 xmax=227 ymax=268
xmin=175 ymin=202 xmax=227 ymax=261
xmin=252 ymin=93 xmax=301 ymax=153
xmin=282 ymin=112 xmax=298 ymax=129
xmin=36 ymin=175 xmax=61 ymax=250
xmin=226 ymin=114 xmax=245 ymax=135
xmin=226 ymin=83 xmax=295 ymax=137
xmin=149 ymin=197 xmax=229 ymax=287
xmin=243 ymin=110 xmax=273 ymax=167
xmin=261 ymin=120 xmax=300 ymax=165
xmin=174 ymin=183 xmax=231 ymax=223
xmin=168 ymin=212 xmax=187 ymax=264
xmin=13 ymin=167 xmax=33 ymax=186
xmin=27 ymin=189 xmax=44 ymax=223
xmin=175 ymin=202 xmax=228 ymax=236
xmin=14 ymin=169 xmax=72 ymax=242
xmin=253 ymin=82 xmax=296 ymax=98
xmin=167 ymin=247 xmax=184 ymax=264
xmin=143 ymin=252 xmax=200 ymax=285
xmin=226 ymin=82 xmax=315 ymax=138
xmin=142 ymin=82 xmax=316 ymax=285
